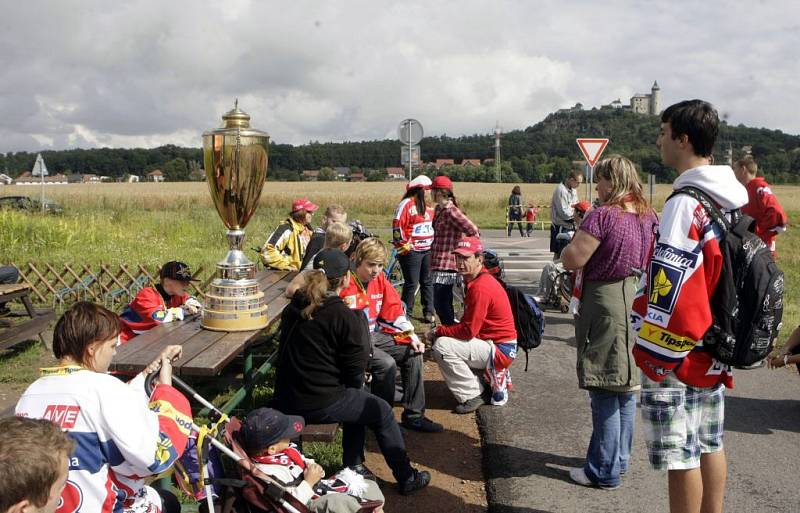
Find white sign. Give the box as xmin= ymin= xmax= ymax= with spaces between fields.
xmin=576 ymin=138 xmax=609 ymax=167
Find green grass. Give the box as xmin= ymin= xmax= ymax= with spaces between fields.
xmin=776 ymin=210 xmax=799 ymax=346
xmin=0 ymin=340 xmax=53 ymax=384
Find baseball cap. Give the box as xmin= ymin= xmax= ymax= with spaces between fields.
xmin=452 ymin=236 xmax=484 ymax=256
xmin=291 ymin=198 xmax=319 ymax=213
xmin=160 ymin=261 xmax=198 ymax=282
xmin=406 ymin=175 xmax=432 ymax=191
xmin=572 ymin=200 xmax=591 ymax=214
xmin=312 ymin=248 xmax=351 ymax=279
xmin=240 ymin=408 xmax=305 ymax=453
xmin=431 ymin=175 xmax=453 ymax=190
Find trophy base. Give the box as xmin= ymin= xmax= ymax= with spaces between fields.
xmin=201 ymin=278 xmax=269 ymax=332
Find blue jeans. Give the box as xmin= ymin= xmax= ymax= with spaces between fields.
xmin=584 ymin=390 xmax=636 ymax=487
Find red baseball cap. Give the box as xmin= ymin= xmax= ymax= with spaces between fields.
xmin=572 ymin=200 xmax=591 ymax=214
xmin=452 ymin=236 xmax=484 ymax=256
xmin=291 ymin=198 xmax=319 ymax=213
xmin=432 ymin=175 xmax=453 ymax=190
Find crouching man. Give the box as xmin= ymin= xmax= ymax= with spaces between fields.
xmin=426 ymin=237 xmax=517 ymax=414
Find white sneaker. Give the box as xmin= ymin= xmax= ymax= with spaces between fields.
xmin=490 ymin=389 xmax=508 ymax=406
xmin=568 ymin=467 xmax=619 ymax=490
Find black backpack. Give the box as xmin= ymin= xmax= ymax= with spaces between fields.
xmin=496 ymin=277 xmax=545 ymax=371
xmin=669 ymin=186 xmax=784 ymax=367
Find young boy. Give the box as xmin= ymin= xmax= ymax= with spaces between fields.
xmin=119 ymin=261 xmax=202 ymax=342
xmin=241 ymin=408 xmax=384 ymax=513
xmin=524 ymin=203 xmax=539 ymax=237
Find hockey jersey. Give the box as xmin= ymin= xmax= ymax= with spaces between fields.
xmin=742 ymin=176 xmax=788 ymax=256
xmin=16 ymin=368 xmax=191 ymax=513
xmin=632 ymin=165 xmax=748 ymax=388
xmin=340 ymin=272 xmax=416 ymax=344
xmin=119 ymin=286 xmax=190 ymax=343
xmin=392 ymin=198 xmax=434 ymax=254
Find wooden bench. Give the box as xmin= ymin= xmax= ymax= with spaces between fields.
xmin=0 ymin=284 xmax=56 ymax=351
xmin=300 ymin=422 xmax=339 ymax=444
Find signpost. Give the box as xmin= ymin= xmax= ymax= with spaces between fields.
xmin=648 ymin=173 xmax=656 ymax=206
xmin=31 ymin=153 xmax=48 ymax=213
xmin=398 ymin=119 xmax=423 ymax=181
xmin=576 ymin=138 xmax=609 ymax=204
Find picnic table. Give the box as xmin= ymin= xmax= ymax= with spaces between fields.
xmin=0 ymin=284 xmax=56 ymax=351
xmin=111 ymin=270 xmax=296 ymax=411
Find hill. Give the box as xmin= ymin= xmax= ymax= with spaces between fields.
xmin=2 ymin=109 xmax=799 ymax=183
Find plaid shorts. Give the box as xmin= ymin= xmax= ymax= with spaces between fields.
xmin=640 ymin=372 xmax=725 ymax=470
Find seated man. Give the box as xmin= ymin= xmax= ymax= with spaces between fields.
xmin=261 ymin=198 xmax=318 ymax=271
xmin=427 ymin=237 xmax=517 ymax=414
xmin=119 ymin=261 xmax=202 ymax=342
xmin=300 ymin=204 xmax=348 ymax=270
xmin=341 ymin=238 xmax=443 ymax=433
xmin=241 ymin=407 xmax=385 ymax=513
xmin=0 ymin=416 xmax=74 ymax=513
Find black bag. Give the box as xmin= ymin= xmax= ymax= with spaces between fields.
xmin=669 ymin=186 xmax=784 ymax=367
xmin=498 ymin=278 xmax=545 ymax=371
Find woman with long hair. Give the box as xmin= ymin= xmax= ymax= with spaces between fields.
xmin=15 ymin=302 xmax=190 ymax=513
xmin=272 ymin=248 xmax=431 ymax=495
xmin=560 ymin=155 xmax=658 ymax=489
xmin=392 ymin=175 xmax=435 ymax=322
xmin=429 ymin=175 xmax=479 ymax=325
xmin=507 ymin=185 xmax=524 ymax=237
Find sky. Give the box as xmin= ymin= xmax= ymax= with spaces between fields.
xmin=1 ymin=0 xmax=798 ymax=153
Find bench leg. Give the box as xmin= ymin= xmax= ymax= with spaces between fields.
xmin=20 ymin=295 xmax=47 ymax=347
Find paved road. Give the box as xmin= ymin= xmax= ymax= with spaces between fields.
xmin=477 ymin=230 xmax=800 ymax=513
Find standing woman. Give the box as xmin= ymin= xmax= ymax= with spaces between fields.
xmin=429 ymin=175 xmax=479 ymax=325
xmin=392 ymin=175 xmax=435 ymax=322
xmin=560 ymin=155 xmax=658 ymax=489
xmin=507 ymin=185 xmax=524 ymax=237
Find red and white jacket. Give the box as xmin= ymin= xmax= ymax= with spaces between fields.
xmin=340 ymin=272 xmax=416 ymax=344
xmin=119 ymin=286 xmax=191 ymax=343
xmin=16 ymin=368 xmax=191 ymax=513
xmin=632 ymin=165 xmax=748 ymax=388
xmin=742 ymin=176 xmax=787 ymax=256
xmin=392 ymin=198 xmax=434 ymax=254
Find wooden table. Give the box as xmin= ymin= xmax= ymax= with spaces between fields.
xmin=0 ymin=284 xmax=56 ymax=351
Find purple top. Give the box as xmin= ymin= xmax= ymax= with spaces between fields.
xmin=580 ymin=205 xmax=659 ymax=281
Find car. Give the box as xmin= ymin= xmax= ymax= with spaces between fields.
xmin=0 ymin=195 xmax=63 ymax=214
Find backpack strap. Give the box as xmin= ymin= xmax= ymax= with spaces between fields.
xmin=668 ymin=186 xmax=733 ymax=233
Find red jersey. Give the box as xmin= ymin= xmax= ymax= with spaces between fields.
xmin=525 ymin=207 xmax=539 ymax=222
xmin=392 ymin=198 xmax=434 ymax=254
xmin=741 ymin=177 xmax=787 ymax=256
xmin=435 ymin=272 xmax=516 ymax=343
xmin=340 ymin=272 xmax=415 ymax=343
xmin=119 ymin=286 xmax=189 ymax=342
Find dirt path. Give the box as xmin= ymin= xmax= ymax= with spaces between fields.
xmin=364 ymin=356 xmax=487 ymax=512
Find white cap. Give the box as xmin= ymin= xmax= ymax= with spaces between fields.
xmin=406 ymin=175 xmax=432 ymax=190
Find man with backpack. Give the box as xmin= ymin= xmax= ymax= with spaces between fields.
xmin=631 ymin=100 xmax=749 ymax=513
xmin=426 ymin=237 xmax=517 ymax=414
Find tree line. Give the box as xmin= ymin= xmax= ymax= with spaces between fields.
xmin=2 ymin=109 xmax=799 ymax=183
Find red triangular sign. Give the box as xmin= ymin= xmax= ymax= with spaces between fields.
xmin=576 ymin=138 xmax=609 ymax=167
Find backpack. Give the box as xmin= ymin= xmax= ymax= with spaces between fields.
xmin=668 ymin=186 xmax=784 ymax=367
xmin=498 ymin=278 xmax=545 ymax=372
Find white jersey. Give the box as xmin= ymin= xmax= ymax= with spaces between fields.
xmin=15 ymin=367 xmax=192 ymax=513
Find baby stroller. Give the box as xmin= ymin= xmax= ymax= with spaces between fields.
xmin=145 ymin=373 xmax=384 ymax=513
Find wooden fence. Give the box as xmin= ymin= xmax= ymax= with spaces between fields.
xmin=12 ymin=263 xmax=215 ymax=311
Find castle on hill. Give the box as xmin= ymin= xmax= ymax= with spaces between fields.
xmin=558 ymin=80 xmax=661 ymax=116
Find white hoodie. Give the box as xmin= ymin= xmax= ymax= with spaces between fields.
xmin=672 ymin=165 xmax=748 ymax=211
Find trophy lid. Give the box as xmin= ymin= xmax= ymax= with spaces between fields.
xmin=204 ymin=99 xmax=269 ymax=137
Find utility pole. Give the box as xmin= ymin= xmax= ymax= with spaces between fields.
xmin=494 ymin=121 xmax=502 ymax=182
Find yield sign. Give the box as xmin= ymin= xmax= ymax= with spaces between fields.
xmin=576 ymin=138 xmax=609 ymax=167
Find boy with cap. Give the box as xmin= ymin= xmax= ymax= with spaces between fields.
xmin=427 ymin=237 xmax=517 ymax=414
xmin=241 ymin=407 xmax=384 ymax=513
xmin=119 ymin=261 xmax=202 ymax=342
xmin=261 ymin=198 xmax=319 ymax=271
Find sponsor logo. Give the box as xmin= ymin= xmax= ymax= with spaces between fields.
xmin=153 ymin=310 xmax=167 ymax=321
xmin=640 ymin=324 xmax=695 ymax=352
xmin=648 ymin=262 xmax=684 ymax=314
xmin=412 ymin=222 xmax=433 ymax=236
xmin=56 ymin=481 xmax=83 ymax=513
xmin=149 ymin=400 xmax=193 ymax=435
xmin=342 ymin=295 xmax=356 ymax=308
xmin=646 ymin=311 xmax=665 ymax=324
xmin=652 ymin=243 xmax=698 ymax=269
xmin=43 ymin=405 xmax=80 ymax=428
xmin=392 ymin=227 xmax=402 ymax=241
xmin=155 ymin=438 xmax=175 ymax=465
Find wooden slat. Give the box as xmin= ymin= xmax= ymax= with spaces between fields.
xmin=256 ymin=270 xmax=288 ymax=289
xmin=178 ymin=329 xmax=259 ymax=376
xmin=170 ymin=329 xmax=228 ymax=375
xmin=0 ymin=311 xmax=56 ymax=351
xmin=300 ymin=423 xmax=339 ymax=443
xmin=110 ymin=314 xmax=200 ymax=371
xmin=111 ymin=315 xmax=205 ymax=373
xmin=0 ymin=284 xmax=30 ymax=295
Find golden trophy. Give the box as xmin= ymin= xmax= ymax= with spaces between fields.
xmin=201 ymin=101 xmax=269 ymax=331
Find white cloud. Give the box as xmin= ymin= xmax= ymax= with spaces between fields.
xmin=0 ymin=0 xmax=798 ymax=153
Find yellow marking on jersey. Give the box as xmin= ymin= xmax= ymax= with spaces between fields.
xmin=651 ymin=268 xmax=673 ymax=303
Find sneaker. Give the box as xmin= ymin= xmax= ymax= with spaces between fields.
xmin=422 ymin=314 xmax=436 ymax=324
xmin=348 ymin=464 xmax=377 ymax=481
xmin=568 ymin=467 xmax=619 ymax=490
xmin=453 ymin=395 xmax=484 ymax=414
xmin=398 ymin=469 xmax=431 ymax=495
xmin=401 ymin=416 xmax=444 ymax=433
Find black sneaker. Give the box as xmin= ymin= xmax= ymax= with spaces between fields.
xmin=401 ymin=416 xmax=444 ymax=433
xmin=398 ymin=469 xmax=431 ymax=495
xmin=453 ymin=395 xmax=484 ymax=414
xmin=348 ymin=464 xmax=377 ymax=481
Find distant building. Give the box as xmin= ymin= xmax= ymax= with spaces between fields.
xmin=630 ymin=81 xmax=660 ymax=115
xmin=127 ymin=175 xmax=140 ymax=183
xmin=461 ymin=159 xmax=481 ymax=166
xmin=302 ymin=170 xmax=320 ymax=181
xmin=349 ymin=171 xmax=366 ymax=182
xmin=386 ymin=167 xmax=405 ymax=180
xmin=14 ymin=172 xmax=69 ymax=185
xmin=82 ymin=174 xmax=101 ymax=183
xmin=433 ymin=159 xmax=454 ymax=169
xmin=147 ymin=169 xmax=165 ymax=182
xmin=741 ymin=145 xmax=753 ymax=155
xmin=334 ymin=167 xmax=350 ymax=180
xmin=0 ymin=173 xmax=12 ymax=185
xmin=557 ymin=102 xmax=584 ymax=114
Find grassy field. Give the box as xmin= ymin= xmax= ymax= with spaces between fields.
xmin=2 ymin=180 xmax=799 ymax=338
